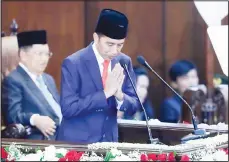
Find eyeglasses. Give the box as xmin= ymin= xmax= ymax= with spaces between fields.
xmin=33 ymin=51 xmax=53 ymax=57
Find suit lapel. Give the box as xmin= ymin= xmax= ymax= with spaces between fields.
xmin=16 ymin=66 xmax=57 ymax=117
xmin=82 ymin=43 xmax=120 ymax=90
xmin=83 ymin=43 xmax=103 ymax=90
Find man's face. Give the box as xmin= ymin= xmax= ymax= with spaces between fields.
xmin=136 ymin=75 xmax=150 ymax=103
xmin=20 ymin=44 xmax=51 ymax=75
xmin=174 ymin=69 xmax=199 ymax=94
xmin=93 ymin=33 xmax=125 ymax=60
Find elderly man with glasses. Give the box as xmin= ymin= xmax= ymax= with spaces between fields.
xmin=2 ymin=30 xmax=62 ymax=140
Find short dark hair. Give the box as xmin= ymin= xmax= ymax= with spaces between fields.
xmin=169 ymin=60 xmax=197 ymax=81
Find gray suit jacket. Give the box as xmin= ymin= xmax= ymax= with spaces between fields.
xmin=2 ymin=66 xmax=60 ymax=140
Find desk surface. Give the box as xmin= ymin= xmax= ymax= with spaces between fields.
xmin=118 ymin=119 xmax=228 ymax=132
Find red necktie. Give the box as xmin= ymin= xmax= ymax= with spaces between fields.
xmin=102 ymin=60 xmax=110 ymax=88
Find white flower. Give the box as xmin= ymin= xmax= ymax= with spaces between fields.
xmin=110 ymin=148 xmax=122 ymax=156
xmin=18 ymin=153 xmax=42 ymax=161
xmin=80 ymin=152 xmax=103 ymax=161
xmin=213 ymin=150 xmax=228 ymax=161
xmin=199 ymin=155 xmax=214 ymax=161
xmin=7 ymin=143 xmax=23 ymax=160
xmin=43 ymin=145 xmax=57 ymax=161
xmin=56 ymin=148 xmax=68 ymax=157
xmin=127 ymin=151 xmax=141 ymax=161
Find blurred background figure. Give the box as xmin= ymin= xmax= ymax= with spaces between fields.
xmin=118 ymin=66 xmax=155 ymax=121
xmin=1 ymin=35 xmax=19 ymax=81
xmin=1 ymin=35 xmax=19 ymax=131
xmin=160 ymin=60 xmax=199 ymax=123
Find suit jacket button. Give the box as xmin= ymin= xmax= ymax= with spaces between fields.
xmin=106 ymin=117 xmax=109 ymax=120
xmin=103 ymin=134 xmax=106 ymax=138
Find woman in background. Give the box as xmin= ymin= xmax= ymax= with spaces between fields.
xmin=118 ymin=66 xmax=155 ymax=121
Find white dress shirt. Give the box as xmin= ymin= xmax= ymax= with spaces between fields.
xmin=92 ymin=43 xmax=123 ymax=110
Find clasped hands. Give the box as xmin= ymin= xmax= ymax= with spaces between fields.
xmin=33 ymin=115 xmax=56 ymax=138
xmin=104 ymin=63 xmax=125 ymax=101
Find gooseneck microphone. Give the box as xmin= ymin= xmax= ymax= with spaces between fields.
xmin=119 ymin=59 xmax=159 ymax=144
xmin=137 ymin=56 xmax=208 ymax=143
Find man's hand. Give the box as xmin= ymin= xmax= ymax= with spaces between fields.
xmin=114 ymin=73 xmax=125 ymax=101
xmin=33 ymin=115 xmax=56 ymax=138
xmin=104 ymin=63 xmax=124 ymax=98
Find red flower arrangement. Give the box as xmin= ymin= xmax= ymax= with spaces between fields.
xmin=140 ymin=152 xmax=179 ymax=161
xmin=58 ymin=150 xmax=84 ymax=161
xmin=168 ymin=152 xmax=176 ymax=161
xmin=1 ymin=147 xmax=8 ymax=159
xmin=148 ymin=153 xmax=158 ymax=161
xmin=180 ymin=155 xmax=190 ymax=161
xmin=140 ymin=154 xmax=148 ymax=161
xmin=1 ymin=147 xmax=15 ymax=162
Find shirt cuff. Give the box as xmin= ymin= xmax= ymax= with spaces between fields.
xmin=30 ymin=114 xmax=40 ymax=126
xmin=115 ymin=98 xmax=124 ymax=110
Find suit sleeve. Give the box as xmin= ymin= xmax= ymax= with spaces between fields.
xmin=2 ymin=77 xmax=33 ymax=125
xmin=160 ymin=100 xmax=178 ymax=123
xmin=60 ymin=58 xmax=109 ymax=118
xmin=119 ymin=58 xmax=139 ymax=116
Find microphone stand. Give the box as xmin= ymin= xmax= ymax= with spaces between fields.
xmin=121 ymin=63 xmax=159 ymax=144
xmin=142 ymin=61 xmax=207 ymax=143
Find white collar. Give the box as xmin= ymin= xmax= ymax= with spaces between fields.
xmin=19 ymin=62 xmax=42 ymax=80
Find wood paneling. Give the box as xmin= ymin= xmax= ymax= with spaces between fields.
xmin=222 ymin=15 xmax=228 ymax=25
xmin=165 ymin=1 xmax=207 ymax=95
xmin=2 ymin=1 xmax=85 ymax=91
xmin=192 ymin=5 xmax=207 ymax=85
xmin=2 ymin=1 xmax=208 ymax=119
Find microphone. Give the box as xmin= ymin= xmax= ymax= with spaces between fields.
xmin=119 ymin=59 xmax=160 ymax=144
xmin=137 ymin=56 xmax=208 ymax=143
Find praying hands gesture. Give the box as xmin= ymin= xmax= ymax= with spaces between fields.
xmin=104 ymin=63 xmax=125 ymax=100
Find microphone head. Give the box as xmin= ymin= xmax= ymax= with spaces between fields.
xmin=119 ymin=59 xmax=126 ymax=67
xmin=137 ymin=56 xmax=146 ymax=65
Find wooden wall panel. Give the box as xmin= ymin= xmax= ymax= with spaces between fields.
xmin=222 ymin=15 xmax=228 ymax=25
xmin=192 ymin=4 xmax=207 ymax=85
xmin=2 ymin=1 xmax=208 ymax=119
xmin=165 ymin=2 xmax=206 ymax=94
xmin=2 ymin=1 xmax=85 ymax=91
xmin=85 ymin=1 xmax=164 ymax=116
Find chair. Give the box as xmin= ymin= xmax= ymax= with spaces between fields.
xmin=181 ymin=84 xmax=228 ymax=124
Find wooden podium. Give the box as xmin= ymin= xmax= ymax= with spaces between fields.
xmin=117 ymin=119 xmax=228 ymax=145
